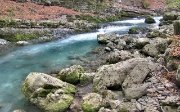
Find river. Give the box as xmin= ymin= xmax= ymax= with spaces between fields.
xmin=0 ymin=17 xmax=162 ymax=112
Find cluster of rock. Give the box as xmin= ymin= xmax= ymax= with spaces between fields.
xmin=21 ymin=14 xmax=180 ymax=112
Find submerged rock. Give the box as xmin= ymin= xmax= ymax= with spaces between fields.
xmin=22 ymin=72 xmax=76 ymax=112
xmin=81 ymin=93 xmax=107 ymax=112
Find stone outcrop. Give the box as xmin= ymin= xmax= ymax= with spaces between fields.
xmin=142 ymin=37 xmax=170 ymax=57
xmin=107 ymin=50 xmax=133 ymax=64
xmin=22 ymin=72 xmax=76 ymax=112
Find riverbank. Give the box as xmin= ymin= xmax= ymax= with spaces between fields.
xmin=19 ymin=13 xmax=180 ymax=112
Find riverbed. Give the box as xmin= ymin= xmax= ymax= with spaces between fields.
xmin=0 ymin=17 xmax=162 ymax=112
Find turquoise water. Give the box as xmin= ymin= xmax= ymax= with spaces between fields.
xmin=0 ymin=17 xmax=162 ymax=112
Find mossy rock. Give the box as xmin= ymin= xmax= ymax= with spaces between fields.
xmin=128 ymin=27 xmax=138 ymax=34
xmin=57 ymin=65 xmax=84 ymax=84
xmin=21 ymin=72 xmax=76 ymax=112
xmin=81 ymin=93 xmax=107 ymax=112
xmin=145 ymin=17 xmax=156 ymax=24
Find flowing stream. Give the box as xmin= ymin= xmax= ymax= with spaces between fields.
xmin=0 ymin=17 xmax=162 ymax=112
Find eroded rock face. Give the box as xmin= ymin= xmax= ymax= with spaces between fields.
xmin=107 ymin=50 xmax=133 ymax=64
xmin=142 ymin=37 xmax=169 ymax=57
xmin=93 ymin=58 xmax=152 ymax=91
xmin=22 ymin=72 xmax=76 ymax=112
xmin=81 ymin=93 xmax=107 ymax=112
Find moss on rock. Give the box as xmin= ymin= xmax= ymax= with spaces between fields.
xmin=57 ymin=65 xmax=84 ymax=85
xmin=145 ymin=17 xmax=156 ymax=24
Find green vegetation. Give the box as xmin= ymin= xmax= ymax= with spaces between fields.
xmin=3 ymin=32 xmax=46 ymax=42
xmin=166 ymin=0 xmax=180 ymax=9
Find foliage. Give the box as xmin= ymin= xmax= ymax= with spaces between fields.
xmin=166 ymin=0 xmax=180 ymax=9
xmin=4 ymin=32 xmax=46 ymax=42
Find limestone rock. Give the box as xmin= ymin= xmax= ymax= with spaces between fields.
xmin=142 ymin=38 xmax=169 ymax=57
xmin=22 ymin=72 xmax=76 ymax=112
xmin=123 ymin=83 xmax=150 ymax=100
xmin=57 ymin=65 xmax=84 ymax=84
xmin=136 ymin=37 xmax=150 ymax=49
xmin=97 ymin=34 xmax=117 ymax=44
xmin=81 ymin=93 xmax=107 ymax=112
xmin=93 ymin=58 xmax=151 ymax=91
xmin=107 ymin=50 xmax=133 ymax=64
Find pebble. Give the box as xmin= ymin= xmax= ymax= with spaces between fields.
xmin=136 ymin=101 xmax=142 ymax=111
xmin=157 ymin=96 xmax=166 ymax=100
xmin=157 ymin=86 xmax=165 ymax=91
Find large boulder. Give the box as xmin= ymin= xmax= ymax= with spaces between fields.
xmin=135 ymin=38 xmax=150 ymax=49
xmin=145 ymin=17 xmax=156 ymax=24
xmin=57 ymin=65 xmax=84 ymax=84
xmin=107 ymin=50 xmax=133 ymax=64
xmin=142 ymin=38 xmax=169 ymax=57
xmin=93 ymin=58 xmax=152 ymax=91
xmin=174 ymin=20 xmax=180 ymax=35
xmin=163 ymin=12 xmax=179 ymax=21
xmin=22 ymin=72 xmax=76 ymax=112
xmin=81 ymin=93 xmax=107 ymax=112
xmin=122 ymin=62 xmax=160 ymax=99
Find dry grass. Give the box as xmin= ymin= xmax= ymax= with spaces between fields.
xmin=0 ymin=0 xmax=80 ymax=20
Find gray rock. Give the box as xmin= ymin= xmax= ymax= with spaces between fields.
xmin=79 ymin=72 xmax=95 ymax=86
xmin=142 ymin=38 xmax=169 ymax=57
xmin=21 ymin=72 xmax=76 ymax=112
xmin=123 ymin=83 xmax=150 ymax=100
xmin=161 ymin=96 xmax=180 ymax=106
xmin=136 ymin=37 xmax=150 ymax=49
xmin=0 ymin=39 xmax=9 ymax=45
xmin=93 ymin=58 xmax=152 ymax=91
xmin=81 ymin=93 xmax=107 ymax=112
xmin=107 ymin=50 xmax=132 ymax=64
xmin=97 ymin=34 xmax=117 ymax=44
